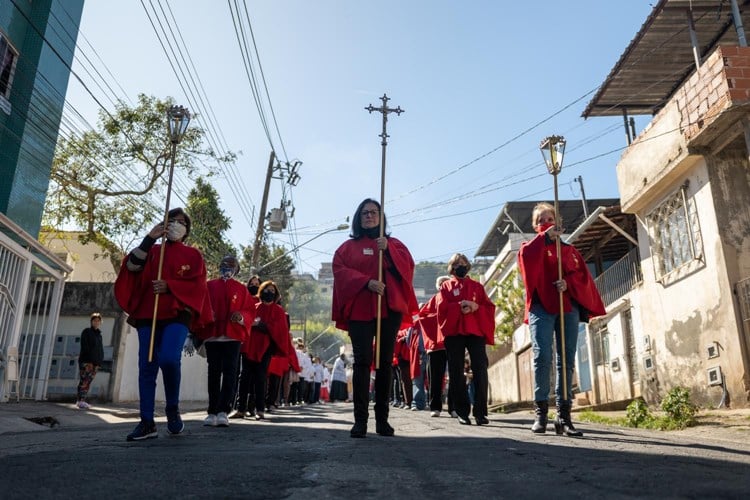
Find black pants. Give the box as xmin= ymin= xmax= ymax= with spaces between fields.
xmin=237 ymin=349 xmax=272 ymax=414
xmin=427 ymin=349 xmax=448 ymax=412
xmin=445 ymin=335 xmax=488 ymax=419
xmin=398 ymin=359 xmax=412 ymax=407
xmin=266 ymin=374 xmax=281 ymax=408
xmin=348 ymin=312 xmax=401 ymax=424
xmin=205 ymin=341 xmax=241 ymax=415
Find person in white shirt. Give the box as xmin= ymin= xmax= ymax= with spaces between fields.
xmin=330 ymin=353 xmax=348 ymax=402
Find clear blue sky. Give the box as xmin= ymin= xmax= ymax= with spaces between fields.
xmin=64 ymin=1 xmax=655 ymax=276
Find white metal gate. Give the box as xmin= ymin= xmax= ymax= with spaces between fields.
xmin=0 ymin=214 xmax=69 ymax=401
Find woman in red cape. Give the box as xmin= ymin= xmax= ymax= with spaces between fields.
xmin=114 ymin=208 xmax=212 ymax=441
xmin=436 ymin=253 xmax=496 ymax=426
xmin=237 ymin=280 xmax=289 ymax=420
xmin=518 ymin=202 xmax=606 ymax=436
xmin=417 ymin=275 xmax=452 ymax=417
xmin=332 ymin=198 xmax=418 ymax=438
xmin=195 ymin=256 xmax=256 ymax=427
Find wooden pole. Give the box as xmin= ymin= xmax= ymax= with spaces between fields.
xmin=552 ymin=171 xmax=568 ymax=402
xmin=148 ymin=141 xmax=178 ymax=362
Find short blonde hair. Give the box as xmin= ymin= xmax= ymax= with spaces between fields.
xmin=447 ymin=253 xmax=471 ymax=274
xmin=531 ymin=202 xmax=556 ymax=227
xmin=435 ymin=275 xmax=451 ymax=289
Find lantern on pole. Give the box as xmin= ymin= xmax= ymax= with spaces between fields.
xmin=147 ymin=105 xmax=191 ymax=362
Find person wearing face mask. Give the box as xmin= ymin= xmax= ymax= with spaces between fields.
xmin=194 ymin=256 xmax=256 ymax=427
xmin=114 ymin=207 xmax=212 ymax=441
xmin=236 ymin=280 xmax=289 ymax=420
xmin=436 ymin=253 xmax=496 ymax=426
xmin=518 ymin=202 xmax=605 ymax=436
xmin=332 ymin=198 xmax=418 ymax=438
xmin=246 ymin=274 xmax=261 ymax=297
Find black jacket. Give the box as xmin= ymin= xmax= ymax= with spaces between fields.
xmin=79 ymin=327 xmax=104 ymax=365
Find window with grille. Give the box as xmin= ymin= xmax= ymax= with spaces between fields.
xmin=0 ymin=31 xmax=18 ymax=114
xmin=646 ymin=182 xmax=703 ymax=281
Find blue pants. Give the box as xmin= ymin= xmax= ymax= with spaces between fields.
xmin=529 ymin=302 xmax=580 ymax=403
xmin=137 ymin=322 xmax=189 ymax=422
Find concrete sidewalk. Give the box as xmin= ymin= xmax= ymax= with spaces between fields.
xmin=0 ymin=400 xmax=208 ymax=435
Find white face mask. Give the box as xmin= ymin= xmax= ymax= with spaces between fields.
xmin=166 ymin=221 xmax=187 ymax=242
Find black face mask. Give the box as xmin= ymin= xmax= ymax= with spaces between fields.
xmin=454 ymin=265 xmax=469 ymax=278
xmin=363 ymin=226 xmax=380 ymax=239
xmin=248 ymin=285 xmax=259 ymax=295
xmin=260 ymin=290 xmax=276 ymax=303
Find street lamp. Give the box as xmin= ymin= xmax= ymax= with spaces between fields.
xmin=255 ymin=223 xmax=349 ymax=274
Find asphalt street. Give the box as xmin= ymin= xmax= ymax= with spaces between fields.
xmin=1 ymin=401 xmax=749 ymax=499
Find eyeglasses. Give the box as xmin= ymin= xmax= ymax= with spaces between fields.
xmin=360 ymin=210 xmax=379 ymax=217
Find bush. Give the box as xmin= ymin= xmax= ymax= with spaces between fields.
xmin=625 ymin=399 xmax=652 ymax=428
xmin=660 ymin=386 xmax=698 ymax=429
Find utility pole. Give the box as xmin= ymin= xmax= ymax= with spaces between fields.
xmin=575 ymin=175 xmax=589 ymax=218
xmin=251 ymin=151 xmax=275 ymax=269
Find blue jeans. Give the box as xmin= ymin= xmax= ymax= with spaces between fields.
xmin=137 ymin=322 xmax=189 ymax=421
xmin=529 ymin=302 xmax=580 ymax=403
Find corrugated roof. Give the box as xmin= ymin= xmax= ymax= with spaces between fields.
xmin=583 ymin=0 xmax=750 ymax=118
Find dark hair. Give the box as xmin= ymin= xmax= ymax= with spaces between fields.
xmin=350 ymin=198 xmax=390 ymax=239
xmin=221 ymin=255 xmax=240 ymax=274
xmin=168 ymin=207 xmax=192 ymax=241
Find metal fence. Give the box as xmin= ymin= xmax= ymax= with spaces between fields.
xmin=594 ymin=247 xmax=643 ymax=307
xmin=737 ymin=276 xmax=750 ymax=337
xmin=0 ymin=219 xmax=67 ymax=401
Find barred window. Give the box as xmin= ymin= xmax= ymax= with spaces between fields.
xmin=0 ymin=31 xmax=18 ymax=114
xmin=646 ymin=182 xmax=703 ymax=281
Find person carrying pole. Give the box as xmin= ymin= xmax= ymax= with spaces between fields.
xmin=114 ymin=208 xmax=212 ymax=441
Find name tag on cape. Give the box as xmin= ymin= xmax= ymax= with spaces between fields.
xmin=363 ymin=248 xmax=374 ymax=255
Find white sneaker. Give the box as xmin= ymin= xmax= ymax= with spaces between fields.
xmin=430 ymin=410 xmax=441 ymax=417
xmin=203 ymin=414 xmax=218 ymax=427
xmin=216 ymin=412 xmax=229 ymax=427
xmin=77 ymin=401 xmax=90 ymax=410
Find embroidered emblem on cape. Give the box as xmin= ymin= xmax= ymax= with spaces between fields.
xmin=177 ymin=264 xmax=191 ymax=276
xmin=232 ymin=293 xmax=238 ymax=304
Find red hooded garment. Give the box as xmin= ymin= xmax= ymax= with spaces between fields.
xmin=114 ymin=241 xmax=212 ymax=332
xmin=436 ymin=276 xmax=496 ymax=346
xmin=518 ymin=232 xmax=607 ymax=324
xmin=407 ymin=326 xmax=423 ymax=380
xmin=242 ymin=301 xmax=289 ymax=362
xmin=195 ymin=278 xmax=257 ymax=343
xmin=417 ymin=294 xmax=444 ymax=352
xmin=331 ymin=235 xmax=419 ymax=331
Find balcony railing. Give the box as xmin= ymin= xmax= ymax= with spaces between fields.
xmin=594 ymin=247 xmax=642 ymax=307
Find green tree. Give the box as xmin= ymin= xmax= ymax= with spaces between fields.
xmin=186 ymin=177 xmax=237 ymax=276
xmin=494 ymin=268 xmax=525 ymax=344
xmin=43 ymin=94 xmax=231 ymax=262
xmin=239 ymin=240 xmax=295 ymax=293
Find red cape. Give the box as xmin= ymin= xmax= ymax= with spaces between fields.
xmin=518 ymin=232 xmax=607 ymax=323
xmin=331 ymin=236 xmax=418 ymax=331
xmin=195 ymin=278 xmax=257 ymax=342
xmin=407 ymin=326 xmax=423 ymax=379
xmin=417 ymin=294 xmax=444 ymax=352
xmin=436 ymin=276 xmax=496 ymax=346
xmin=242 ymin=301 xmax=289 ymax=362
xmin=114 ymin=241 xmax=212 ymax=331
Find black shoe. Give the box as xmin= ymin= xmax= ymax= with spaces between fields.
xmin=376 ymin=421 xmax=395 ymax=437
xmin=166 ymin=407 xmax=184 ymax=435
xmin=126 ymin=420 xmax=158 ymax=441
xmin=475 ymin=416 xmax=489 ymax=426
xmin=350 ymin=421 xmax=367 ymax=438
xmin=457 ymin=415 xmax=471 ymax=425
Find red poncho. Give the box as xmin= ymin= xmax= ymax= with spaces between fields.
xmin=331 ymin=235 xmax=418 ymax=331
xmin=242 ymin=301 xmax=289 ymax=362
xmin=407 ymin=326 xmax=423 ymax=379
xmin=518 ymin=232 xmax=606 ymax=323
xmin=114 ymin=241 xmax=212 ymax=331
xmin=436 ymin=276 xmax=496 ymax=346
xmin=417 ymin=294 xmax=444 ymax=352
xmin=195 ymin=278 xmax=257 ymax=343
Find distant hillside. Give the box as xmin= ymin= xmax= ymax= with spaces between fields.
xmin=413 ymin=261 xmax=447 ymax=296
